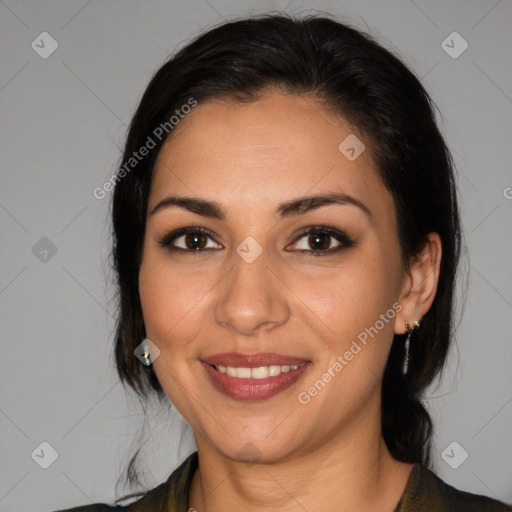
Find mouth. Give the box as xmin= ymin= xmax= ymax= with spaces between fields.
xmin=200 ymin=353 xmax=311 ymax=401
xmin=211 ymin=361 xmax=307 ymax=379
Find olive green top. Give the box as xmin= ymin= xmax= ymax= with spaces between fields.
xmin=56 ymin=451 xmax=511 ymax=511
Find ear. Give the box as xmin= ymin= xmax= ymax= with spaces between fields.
xmin=394 ymin=232 xmax=442 ymax=335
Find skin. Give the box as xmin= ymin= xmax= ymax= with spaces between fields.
xmin=138 ymin=89 xmax=442 ymax=512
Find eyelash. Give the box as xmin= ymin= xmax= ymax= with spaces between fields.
xmin=158 ymin=225 xmax=355 ymax=256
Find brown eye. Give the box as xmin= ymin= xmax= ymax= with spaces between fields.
xmin=288 ymin=226 xmax=355 ymax=256
xmin=159 ymin=227 xmax=223 ymax=252
xmin=308 ymin=233 xmax=331 ymax=251
xmin=184 ymin=232 xmax=207 ymax=250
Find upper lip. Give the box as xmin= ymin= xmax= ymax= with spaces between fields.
xmin=201 ymin=352 xmax=309 ymax=368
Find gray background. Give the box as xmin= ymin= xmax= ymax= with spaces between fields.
xmin=0 ymin=0 xmax=511 ymax=510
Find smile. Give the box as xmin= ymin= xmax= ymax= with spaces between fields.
xmin=201 ymin=353 xmax=311 ymax=401
xmin=213 ymin=362 xmax=307 ymax=379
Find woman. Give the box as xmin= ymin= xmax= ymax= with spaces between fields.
xmin=58 ymin=13 xmax=511 ymax=512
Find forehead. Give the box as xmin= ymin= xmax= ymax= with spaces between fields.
xmin=150 ymin=91 xmax=391 ymax=214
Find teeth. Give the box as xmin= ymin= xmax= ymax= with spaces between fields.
xmin=268 ymin=365 xmax=281 ymax=377
xmin=215 ymin=361 xmax=306 ymax=379
xmin=236 ymin=367 xmax=252 ymax=379
xmin=251 ymin=366 xmax=269 ymax=379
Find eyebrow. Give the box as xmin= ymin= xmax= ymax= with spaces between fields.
xmin=149 ymin=192 xmax=371 ymax=219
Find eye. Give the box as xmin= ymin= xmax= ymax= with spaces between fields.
xmin=287 ymin=226 xmax=355 ymax=255
xmin=159 ymin=227 xmax=222 ymax=252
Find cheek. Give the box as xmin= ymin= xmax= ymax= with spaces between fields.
xmin=296 ymin=258 xmax=401 ymax=414
xmin=311 ymin=253 xmax=399 ymax=345
xmin=138 ymin=250 xmax=215 ymax=351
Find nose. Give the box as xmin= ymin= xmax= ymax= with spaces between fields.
xmin=214 ymin=246 xmax=291 ymax=336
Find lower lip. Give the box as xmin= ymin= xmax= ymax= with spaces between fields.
xmin=202 ymin=362 xmax=311 ymax=401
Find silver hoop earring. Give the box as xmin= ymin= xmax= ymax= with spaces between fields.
xmin=403 ymin=320 xmax=420 ymax=375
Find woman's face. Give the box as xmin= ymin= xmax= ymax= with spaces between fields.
xmin=139 ymin=90 xmax=409 ymax=462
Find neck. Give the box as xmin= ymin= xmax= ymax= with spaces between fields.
xmin=188 ymin=412 xmax=413 ymax=512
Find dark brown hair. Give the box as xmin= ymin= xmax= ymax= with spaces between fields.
xmin=110 ymin=12 xmax=462 ymax=492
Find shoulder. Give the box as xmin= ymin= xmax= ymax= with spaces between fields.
xmin=54 ymin=452 xmax=198 ymax=512
xmin=53 ymin=481 xmax=169 ymax=512
xmin=398 ymin=463 xmax=512 ymax=512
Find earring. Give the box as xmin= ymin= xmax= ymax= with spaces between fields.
xmin=403 ymin=320 xmax=420 ymax=375
xmin=142 ymin=338 xmax=151 ymax=366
